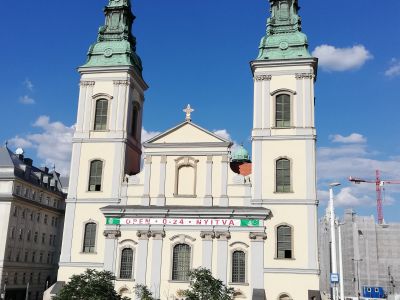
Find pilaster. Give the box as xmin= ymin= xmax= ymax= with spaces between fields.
xmin=142 ymin=155 xmax=152 ymax=205
xmin=82 ymin=81 xmax=95 ymax=132
xmin=260 ymin=75 xmax=272 ymax=129
xmin=200 ymin=231 xmax=215 ymax=270
xmin=150 ymin=231 xmax=165 ymax=299
xmin=249 ymin=232 xmax=267 ymax=290
xmin=155 ymin=156 xmax=167 ymax=206
xmin=215 ymin=231 xmax=231 ymax=284
xmin=218 ymin=155 xmax=229 ymax=207
xmin=204 ymin=156 xmax=213 ymax=206
xmin=103 ymin=230 xmax=121 ymax=273
xmin=59 ymin=201 xmax=77 ymax=263
xmin=115 ymin=80 xmax=130 ymax=132
xmin=135 ymin=231 xmax=151 ymax=286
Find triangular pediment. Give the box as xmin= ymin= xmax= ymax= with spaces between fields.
xmin=144 ymin=121 xmax=231 ymax=147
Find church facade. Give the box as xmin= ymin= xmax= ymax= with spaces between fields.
xmin=49 ymin=0 xmax=320 ymax=299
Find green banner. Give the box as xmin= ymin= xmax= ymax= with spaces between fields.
xmin=105 ymin=217 xmax=261 ymax=227
xmin=240 ymin=219 xmax=260 ymax=227
xmin=106 ymin=218 xmax=120 ymax=225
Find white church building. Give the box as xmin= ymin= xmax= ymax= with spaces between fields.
xmin=47 ymin=0 xmax=321 ymax=299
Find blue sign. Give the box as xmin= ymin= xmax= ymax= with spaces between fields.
xmin=330 ymin=273 xmax=339 ymax=283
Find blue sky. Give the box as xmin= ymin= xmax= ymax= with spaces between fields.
xmin=1 ymin=0 xmax=400 ymax=221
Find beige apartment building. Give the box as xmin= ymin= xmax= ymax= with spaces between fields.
xmin=0 ymin=147 xmax=66 ymax=300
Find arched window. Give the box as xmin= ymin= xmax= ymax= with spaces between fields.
xmin=131 ymin=106 xmax=139 ymax=139
xmin=278 ymin=293 xmax=292 ymax=300
xmin=88 ymin=160 xmax=103 ymax=191
xmin=94 ymin=99 xmax=108 ymax=131
xmin=172 ymin=244 xmax=191 ymax=281
xmin=232 ymin=250 xmax=246 ymax=283
xmin=276 ymin=158 xmax=291 ymax=193
xmin=277 ymin=225 xmax=292 ymax=259
xmin=119 ymin=248 xmax=134 ymax=279
xmin=275 ymin=94 xmax=291 ymax=128
xmin=83 ymin=222 xmax=97 ymax=253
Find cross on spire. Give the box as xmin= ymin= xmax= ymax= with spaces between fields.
xmin=183 ymin=104 xmax=194 ymax=122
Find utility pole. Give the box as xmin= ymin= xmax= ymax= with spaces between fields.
xmin=338 ymin=222 xmax=345 ymax=300
xmin=329 ymin=183 xmax=341 ymax=300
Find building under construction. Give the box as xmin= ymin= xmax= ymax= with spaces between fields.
xmin=319 ymin=209 xmax=400 ymax=298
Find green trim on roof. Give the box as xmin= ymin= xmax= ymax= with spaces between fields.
xmin=257 ymin=0 xmax=311 ymax=60
xmin=82 ymin=0 xmax=143 ymax=75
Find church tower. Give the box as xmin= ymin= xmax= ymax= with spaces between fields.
xmin=59 ymin=0 xmax=148 ymax=267
xmin=251 ymin=0 xmax=320 ymax=298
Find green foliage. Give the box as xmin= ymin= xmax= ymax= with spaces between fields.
xmin=53 ymin=269 xmax=130 ymax=300
xmin=181 ymin=268 xmax=234 ymax=300
xmin=134 ymin=284 xmax=155 ymax=300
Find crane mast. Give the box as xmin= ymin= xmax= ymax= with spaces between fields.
xmin=349 ymin=170 xmax=400 ymax=224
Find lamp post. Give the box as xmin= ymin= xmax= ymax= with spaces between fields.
xmin=338 ymin=222 xmax=345 ymax=300
xmin=329 ymin=183 xmax=341 ymax=300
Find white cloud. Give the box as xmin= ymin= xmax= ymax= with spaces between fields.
xmin=19 ymin=95 xmax=35 ymax=105
xmin=213 ymin=129 xmax=241 ymax=154
xmin=317 ymin=132 xmax=400 ymax=208
xmin=9 ymin=116 xmax=74 ymax=176
xmin=23 ymin=79 xmax=34 ymax=92
xmin=385 ymin=58 xmax=400 ymax=77
xmin=330 ymin=133 xmax=366 ymax=144
xmin=141 ymin=128 xmax=160 ymax=142
xmin=312 ymin=44 xmax=373 ymax=71
xmin=213 ymin=129 xmax=231 ymax=141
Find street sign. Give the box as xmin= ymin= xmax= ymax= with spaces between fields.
xmin=330 ymin=273 xmax=340 ymax=283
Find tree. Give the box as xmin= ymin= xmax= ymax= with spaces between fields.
xmin=134 ymin=284 xmax=155 ymax=300
xmin=53 ymin=269 xmax=130 ymax=300
xmin=181 ymin=268 xmax=234 ymax=300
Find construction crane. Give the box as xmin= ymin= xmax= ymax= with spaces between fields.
xmin=349 ymin=170 xmax=400 ymax=224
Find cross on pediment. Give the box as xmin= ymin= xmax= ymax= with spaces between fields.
xmin=183 ymin=104 xmax=194 ymax=121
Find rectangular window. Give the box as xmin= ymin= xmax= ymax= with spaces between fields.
xmin=277 ymin=225 xmax=292 ymax=259
xmin=276 ymin=159 xmax=291 ymax=193
xmin=42 ymin=233 xmax=46 ymax=244
xmin=34 ymin=232 xmax=38 ymax=243
xmin=32 ymin=252 xmax=36 ymax=263
xmin=44 ymin=215 xmax=48 ymax=224
xmin=275 ymin=94 xmax=291 ymax=128
xmin=89 ymin=161 xmax=103 ymax=191
xmin=94 ymin=99 xmax=108 ymax=131
xmin=120 ymin=248 xmax=134 ymax=279
xmin=232 ymin=251 xmax=246 ymax=283
xmin=83 ymin=223 xmax=97 ymax=253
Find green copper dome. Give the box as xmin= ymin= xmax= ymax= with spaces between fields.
xmin=257 ymin=0 xmax=311 ymax=60
xmin=82 ymin=0 xmax=143 ymax=75
xmin=232 ymin=145 xmax=251 ymax=162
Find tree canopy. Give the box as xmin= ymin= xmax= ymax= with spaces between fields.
xmin=181 ymin=268 xmax=234 ymax=300
xmin=53 ymin=269 xmax=130 ymax=300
